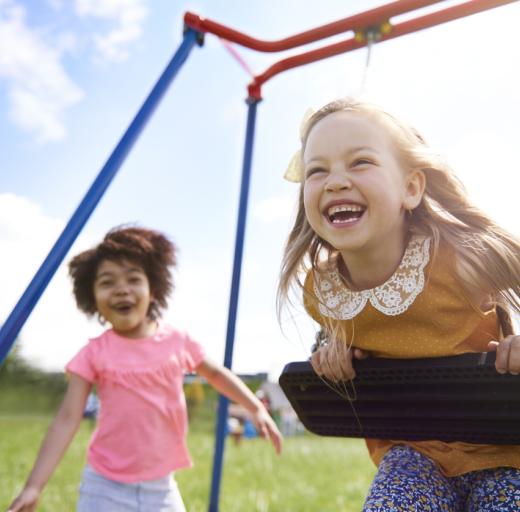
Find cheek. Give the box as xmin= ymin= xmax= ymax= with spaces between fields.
xmin=303 ymin=183 xmax=319 ymax=212
xmin=92 ymin=287 xmax=104 ymax=304
xmin=303 ymin=196 xmax=316 ymax=227
xmin=139 ymin=285 xmax=152 ymax=302
xmin=366 ymin=173 xmax=404 ymax=205
xmin=303 ymin=199 xmax=324 ymax=236
xmin=93 ymin=294 xmax=107 ymax=313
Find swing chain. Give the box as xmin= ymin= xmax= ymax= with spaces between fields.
xmin=355 ymin=21 xmax=391 ymax=93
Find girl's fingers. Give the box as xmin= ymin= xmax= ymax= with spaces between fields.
xmin=310 ymin=350 xmax=322 ymax=375
xmin=353 ymin=348 xmax=370 ymax=360
xmin=488 ymin=338 xmax=520 ymax=375
xmin=487 ymin=341 xmax=499 ymax=352
xmin=508 ymin=336 xmax=520 ymax=375
xmin=310 ymin=342 xmax=361 ymax=381
xmin=339 ymin=347 xmax=355 ymax=380
xmin=267 ymin=423 xmax=283 ymax=454
xmin=7 ymin=500 xmax=32 ymax=512
xmin=311 ymin=345 xmax=334 ymax=380
xmin=325 ymin=344 xmax=340 ymax=381
xmin=492 ymin=336 xmax=512 ymax=374
xmin=317 ymin=347 xmax=330 ymax=379
xmin=255 ymin=415 xmax=282 ymax=455
xmin=255 ymin=413 xmax=282 ymax=455
xmin=7 ymin=498 xmax=22 ymax=512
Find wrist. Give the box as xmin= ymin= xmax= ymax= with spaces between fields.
xmin=250 ymin=402 xmax=267 ymax=415
xmin=24 ymin=480 xmax=44 ymax=494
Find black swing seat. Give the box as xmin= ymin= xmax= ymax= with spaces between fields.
xmin=279 ymin=352 xmax=520 ymax=445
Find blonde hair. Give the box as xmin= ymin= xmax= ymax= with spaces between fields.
xmin=277 ymin=98 xmax=520 ymax=323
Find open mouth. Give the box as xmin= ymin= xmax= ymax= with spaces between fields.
xmin=113 ymin=302 xmax=134 ymax=313
xmin=326 ymin=204 xmax=365 ymax=225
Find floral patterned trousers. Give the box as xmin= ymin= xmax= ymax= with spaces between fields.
xmin=363 ymin=445 xmax=520 ymax=511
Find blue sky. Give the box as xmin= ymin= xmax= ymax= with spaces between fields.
xmin=1 ymin=0 xmax=519 ymax=378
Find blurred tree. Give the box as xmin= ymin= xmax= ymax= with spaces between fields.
xmin=0 ymin=339 xmax=67 ymax=413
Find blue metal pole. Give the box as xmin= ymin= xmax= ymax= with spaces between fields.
xmin=0 ymin=29 xmax=201 ymax=365
xmin=208 ymin=97 xmax=260 ymax=512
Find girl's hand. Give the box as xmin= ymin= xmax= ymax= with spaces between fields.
xmin=488 ymin=335 xmax=520 ymax=374
xmin=7 ymin=486 xmax=40 ymax=512
xmin=310 ymin=340 xmax=369 ymax=382
xmin=250 ymin=408 xmax=283 ymax=455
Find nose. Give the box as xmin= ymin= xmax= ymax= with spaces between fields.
xmin=325 ymin=168 xmax=353 ymax=192
xmin=114 ymin=281 xmax=130 ymax=295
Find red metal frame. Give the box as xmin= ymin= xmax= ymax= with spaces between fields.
xmin=184 ymin=0 xmax=517 ymax=100
xmin=184 ymin=0 xmax=444 ymax=53
xmin=248 ymin=0 xmax=518 ymax=98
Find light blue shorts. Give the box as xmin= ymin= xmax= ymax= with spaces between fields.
xmin=77 ymin=464 xmax=186 ymax=512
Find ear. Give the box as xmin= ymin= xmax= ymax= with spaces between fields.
xmin=403 ymin=169 xmax=425 ymax=210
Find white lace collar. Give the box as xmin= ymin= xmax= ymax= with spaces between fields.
xmin=314 ymin=236 xmax=431 ymax=320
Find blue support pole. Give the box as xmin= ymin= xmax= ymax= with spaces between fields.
xmin=0 ymin=29 xmax=202 ymax=365
xmin=208 ymin=97 xmax=260 ymax=512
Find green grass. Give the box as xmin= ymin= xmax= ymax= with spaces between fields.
xmin=0 ymin=415 xmax=375 ymax=511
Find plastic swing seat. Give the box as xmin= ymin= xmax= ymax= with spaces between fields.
xmin=279 ymin=352 xmax=520 ymax=445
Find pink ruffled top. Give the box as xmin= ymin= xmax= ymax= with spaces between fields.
xmin=66 ymin=323 xmax=205 ymax=483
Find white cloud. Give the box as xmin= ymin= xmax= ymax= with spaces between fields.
xmin=0 ymin=193 xmax=98 ymax=371
xmin=75 ymin=0 xmax=148 ymax=61
xmin=0 ymin=1 xmax=84 ymax=142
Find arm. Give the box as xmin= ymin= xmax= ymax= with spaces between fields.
xmin=8 ymin=374 xmax=92 ymax=512
xmin=196 ymin=358 xmax=282 ymax=454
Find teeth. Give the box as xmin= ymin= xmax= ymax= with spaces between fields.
xmin=332 ymin=217 xmax=358 ymax=224
xmin=328 ymin=204 xmax=364 ymax=216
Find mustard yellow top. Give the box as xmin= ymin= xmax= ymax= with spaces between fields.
xmin=304 ymin=235 xmax=520 ymax=476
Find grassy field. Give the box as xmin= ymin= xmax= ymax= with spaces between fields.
xmin=0 ymin=415 xmax=376 ymax=511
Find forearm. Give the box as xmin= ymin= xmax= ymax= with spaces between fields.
xmin=24 ymin=408 xmax=83 ymax=491
xmin=8 ymin=375 xmax=91 ymax=511
xmin=197 ymin=359 xmax=283 ymax=454
xmin=23 ymin=374 xmax=90 ymax=491
xmin=202 ymin=365 xmax=262 ymax=413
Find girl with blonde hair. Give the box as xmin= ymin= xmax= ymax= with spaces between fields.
xmin=278 ymin=98 xmax=520 ymax=511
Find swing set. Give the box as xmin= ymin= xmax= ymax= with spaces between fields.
xmin=0 ymin=1 xmax=518 ymax=510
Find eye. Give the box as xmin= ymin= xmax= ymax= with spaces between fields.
xmin=352 ymin=158 xmax=373 ymax=167
xmin=129 ymin=276 xmax=143 ymax=284
xmin=97 ymin=280 xmax=113 ymax=288
xmin=305 ymin=166 xmax=327 ymax=179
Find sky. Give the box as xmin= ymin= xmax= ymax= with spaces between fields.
xmin=1 ymin=0 xmax=519 ymax=379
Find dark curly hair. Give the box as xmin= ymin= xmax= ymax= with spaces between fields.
xmin=68 ymin=226 xmax=177 ymax=320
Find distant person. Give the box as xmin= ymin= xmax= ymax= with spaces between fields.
xmin=82 ymin=391 xmax=99 ymax=419
xmin=8 ymin=226 xmax=281 ymax=512
xmin=82 ymin=391 xmax=99 ymax=429
xmin=278 ymin=98 xmax=520 ymax=510
xmin=255 ymin=389 xmax=271 ymax=413
xmin=227 ymin=416 xmax=244 ymax=446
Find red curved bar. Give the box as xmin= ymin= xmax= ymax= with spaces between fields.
xmin=184 ymin=0 xmax=444 ymax=53
xmin=248 ymin=0 xmax=518 ymax=99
